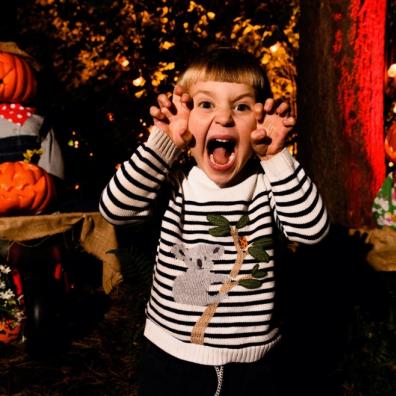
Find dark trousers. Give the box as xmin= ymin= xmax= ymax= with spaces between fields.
xmin=138 ymin=341 xmax=279 ymax=396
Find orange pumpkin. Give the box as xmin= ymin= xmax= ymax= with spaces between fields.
xmin=0 ymin=51 xmax=37 ymax=104
xmin=0 ymin=319 xmax=21 ymax=344
xmin=385 ymin=122 xmax=396 ymax=162
xmin=0 ymin=161 xmax=55 ymax=215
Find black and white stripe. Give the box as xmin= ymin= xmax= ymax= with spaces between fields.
xmin=100 ymin=127 xmax=329 ymax=364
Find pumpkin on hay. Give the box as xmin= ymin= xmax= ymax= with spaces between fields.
xmin=0 ymin=161 xmax=55 ymax=215
xmin=0 ymin=50 xmax=37 ymax=104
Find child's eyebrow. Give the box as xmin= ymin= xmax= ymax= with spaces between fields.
xmin=191 ymin=89 xmax=214 ymax=97
xmin=192 ymin=90 xmax=255 ymax=101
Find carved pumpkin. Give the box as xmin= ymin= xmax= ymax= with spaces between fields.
xmin=0 ymin=51 xmax=37 ymax=104
xmin=0 ymin=161 xmax=55 ymax=215
xmin=385 ymin=122 xmax=396 ymax=162
xmin=0 ymin=319 xmax=21 ymax=344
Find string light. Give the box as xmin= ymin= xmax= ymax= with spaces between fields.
xmin=132 ymin=76 xmax=146 ymax=86
xmin=270 ymin=42 xmax=281 ymax=53
xmin=388 ymin=63 xmax=396 ymax=78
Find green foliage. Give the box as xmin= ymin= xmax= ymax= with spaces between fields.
xmin=248 ymin=237 xmax=272 ymax=262
xmin=238 ymin=263 xmax=268 ymax=289
xmin=236 ymin=214 xmax=249 ymax=229
xmin=251 ymin=263 xmax=268 ymax=278
xmin=207 ymin=214 xmax=231 ymax=236
xmin=207 ymin=214 xmax=230 ymax=227
xmin=238 ymin=278 xmax=262 ymax=289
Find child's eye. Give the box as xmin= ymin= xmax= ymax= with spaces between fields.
xmin=234 ymin=103 xmax=250 ymax=112
xmin=198 ymin=101 xmax=213 ymax=109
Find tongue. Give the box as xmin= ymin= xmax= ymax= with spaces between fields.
xmin=212 ymin=147 xmax=230 ymax=165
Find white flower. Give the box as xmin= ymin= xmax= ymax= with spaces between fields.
xmin=0 ymin=264 xmax=11 ymax=274
xmin=0 ymin=280 xmax=5 ymax=289
xmin=377 ymin=217 xmax=385 ymax=226
xmin=0 ymin=289 xmax=15 ymax=300
xmin=374 ymin=197 xmax=389 ymax=212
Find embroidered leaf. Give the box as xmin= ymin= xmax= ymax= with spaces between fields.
xmin=209 ymin=225 xmax=230 ymax=237
xmin=248 ymin=245 xmax=270 ymax=262
xmin=239 ymin=278 xmax=262 ymax=289
xmin=251 ymin=263 xmax=268 ymax=279
xmin=236 ymin=215 xmax=249 ymax=229
xmin=207 ymin=214 xmax=230 ymax=227
xmin=252 ymin=237 xmax=273 ymax=249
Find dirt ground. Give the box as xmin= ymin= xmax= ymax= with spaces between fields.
xmin=0 ymin=283 xmax=144 ymax=396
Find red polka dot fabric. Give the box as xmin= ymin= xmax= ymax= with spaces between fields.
xmin=0 ymin=103 xmax=36 ymax=126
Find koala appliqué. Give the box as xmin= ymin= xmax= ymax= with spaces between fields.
xmin=171 ymin=243 xmax=229 ymax=306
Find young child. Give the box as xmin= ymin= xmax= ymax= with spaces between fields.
xmin=99 ymin=46 xmax=329 ymax=396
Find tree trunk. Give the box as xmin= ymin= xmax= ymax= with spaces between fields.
xmin=297 ymin=0 xmax=387 ymax=227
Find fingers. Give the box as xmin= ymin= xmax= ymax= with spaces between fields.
xmin=157 ymin=93 xmax=172 ymax=110
xmin=261 ymin=98 xmax=293 ymax=117
xmin=263 ymin=98 xmax=275 ymax=113
xmin=254 ymin=103 xmax=264 ymax=123
xmin=149 ymin=105 xmax=167 ymax=122
xmin=251 ymin=128 xmax=271 ymax=145
xmin=283 ymin=115 xmax=296 ymax=127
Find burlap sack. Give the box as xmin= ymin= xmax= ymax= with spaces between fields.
xmin=0 ymin=212 xmax=121 ymax=293
xmin=365 ymin=227 xmax=396 ymax=272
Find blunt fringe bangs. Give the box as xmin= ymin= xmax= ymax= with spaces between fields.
xmin=178 ymin=47 xmax=272 ymax=101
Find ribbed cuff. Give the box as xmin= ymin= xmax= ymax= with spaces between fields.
xmin=147 ymin=126 xmax=182 ymax=165
xmin=260 ymin=148 xmax=296 ymax=180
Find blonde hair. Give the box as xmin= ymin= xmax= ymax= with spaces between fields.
xmin=178 ymin=46 xmax=272 ymax=101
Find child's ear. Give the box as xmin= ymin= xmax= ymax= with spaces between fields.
xmin=209 ymin=245 xmax=224 ymax=259
xmin=171 ymin=244 xmax=186 ymax=260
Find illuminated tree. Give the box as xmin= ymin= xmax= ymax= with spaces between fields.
xmin=15 ymin=0 xmax=299 ymax=198
xmin=297 ymin=0 xmax=387 ymax=227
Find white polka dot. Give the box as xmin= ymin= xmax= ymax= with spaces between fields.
xmin=17 ymin=114 xmax=23 ymax=118
xmin=10 ymin=104 xmax=15 ymax=109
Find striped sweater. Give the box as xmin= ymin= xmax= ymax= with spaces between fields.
xmin=99 ymin=127 xmax=329 ymax=365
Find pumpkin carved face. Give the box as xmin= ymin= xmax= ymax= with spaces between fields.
xmin=0 ymin=319 xmax=21 ymax=344
xmin=0 ymin=51 xmax=37 ymax=104
xmin=0 ymin=161 xmax=55 ymax=215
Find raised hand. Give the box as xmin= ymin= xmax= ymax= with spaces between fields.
xmin=149 ymin=85 xmax=193 ymax=149
xmin=251 ymin=99 xmax=296 ymax=160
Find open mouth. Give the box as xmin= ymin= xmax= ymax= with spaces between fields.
xmin=207 ymin=138 xmax=236 ymax=167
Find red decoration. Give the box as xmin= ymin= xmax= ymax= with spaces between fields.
xmin=0 ymin=161 xmax=55 ymax=215
xmin=0 ymin=103 xmax=35 ymax=125
xmin=0 ymin=51 xmax=37 ymax=104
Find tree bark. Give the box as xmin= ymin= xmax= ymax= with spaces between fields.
xmin=297 ymin=0 xmax=387 ymax=227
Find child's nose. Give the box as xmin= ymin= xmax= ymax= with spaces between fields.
xmin=214 ymin=108 xmax=233 ymax=125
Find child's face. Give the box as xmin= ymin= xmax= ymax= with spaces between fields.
xmin=188 ymin=81 xmax=257 ymax=187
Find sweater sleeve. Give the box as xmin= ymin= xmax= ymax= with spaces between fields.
xmin=99 ymin=126 xmax=181 ymax=225
xmin=261 ymin=148 xmax=330 ymax=244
